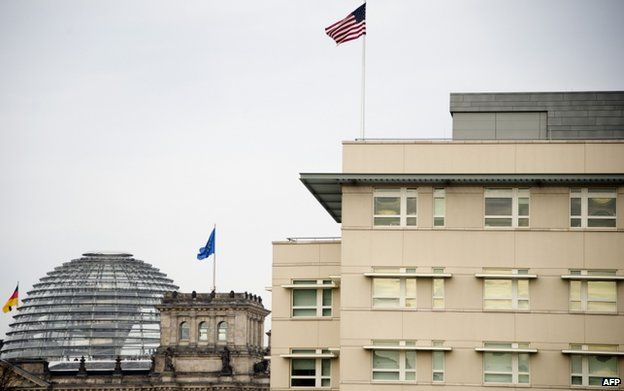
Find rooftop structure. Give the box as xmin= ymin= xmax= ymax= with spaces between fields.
xmin=1 ymin=252 xmax=178 ymax=361
xmin=450 ymin=91 xmax=624 ymax=140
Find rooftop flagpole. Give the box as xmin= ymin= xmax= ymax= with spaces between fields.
xmin=360 ymin=1 xmax=367 ymax=139
xmin=325 ymin=2 xmax=367 ymax=139
xmin=212 ymin=224 xmax=216 ymax=292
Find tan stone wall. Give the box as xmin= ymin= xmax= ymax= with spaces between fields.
xmin=271 ymin=241 xmax=341 ymax=390
xmin=342 ymin=140 xmax=624 ymax=174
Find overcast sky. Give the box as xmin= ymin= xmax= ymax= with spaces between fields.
xmin=1 ymin=0 xmax=623 ymax=337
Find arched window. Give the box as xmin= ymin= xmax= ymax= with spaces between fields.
xmin=198 ymin=321 xmax=208 ymax=341
xmin=179 ymin=321 xmax=189 ymax=341
xmin=217 ymin=321 xmax=228 ymax=342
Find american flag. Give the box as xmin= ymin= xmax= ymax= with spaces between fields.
xmin=325 ymin=3 xmax=366 ymax=45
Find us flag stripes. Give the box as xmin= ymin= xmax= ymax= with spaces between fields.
xmin=325 ymin=3 xmax=366 ymax=45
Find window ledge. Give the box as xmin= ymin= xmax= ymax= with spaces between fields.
xmin=570 ymin=227 xmax=618 ymax=231
xmin=364 ymin=345 xmax=452 ymax=351
xmin=373 ymin=226 xmax=420 ymax=230
xmin=482 ymin=383 xmax=530 ymax=387
xmin=475 ymin=347 xmax=538 ymax=354
xmin=483 ymin=227 xmax=531 ymax=230
xmin=282 ymin=283 xmax=338 ymax=289
xmin=364 ymin=272 xmax=452 ymax=278
xmin=562 ymin=350 xmax=624 ymax=356
xmin=568 ymin=310 xmax=619 ymax=315
xmin=561 ymin=275 xmax=624 ymax=281
xmin=475 ymin=273 xmax=537 ymax=279
xmin=482 ymin=309 xmax=531 ymax=313
xmin=290 ymin=317 xmax=337 ymax=321
xmin=280 ymin=353 xmax=338 ymax=359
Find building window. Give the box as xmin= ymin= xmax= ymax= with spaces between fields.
xmin=484 ymin=188 xmax=529 ymax=228
xmin=179 ymin=321 xmax=189 ymax=341
xmin=432 ymin=341 xmax=445 ymax=382
xmin=432 ymin=268 xmax=445 ymax=309
xmin=483 ymin=269 xmax=530 ymax=310
xmin=372 ymin=269 xmax=416 ymax=309
xmin=570 ymin=345 xmax=619 ymax=386
xmin=217 ymin=321 xmax=227 ymax=342
xmin=292 ymin=280 xmax=333 ymax=317
xmin=373 ymin=188 xmax=417 ymax=227
xmin=483 ymin=343 xmax=530 ymax=384
xmin=290 ymin=350 xmax=331 ymax=388
xmin=433 ymin=188 xmax=445 ymax=227
xmin=372 ymin=341 xmax=416 ymax=382
xmin=570 ymin=188 xmax=616 ymax=228
xmin=198 ymin=321 xmax=208 ymax=341
xmin=569 ymin=271 xmax=617 ymax=312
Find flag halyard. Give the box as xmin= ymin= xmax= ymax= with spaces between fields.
xmin=325 ymin=3 xmax=366 ymax=45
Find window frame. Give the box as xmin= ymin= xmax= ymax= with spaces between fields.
xmin=483 ymin=343 xmax=530 ymax=385
xmin=570 ymin=188 xmax=617 ymax=229
xmin=292 ymin=280 xmax=333 ymax=318
xmin=373 ymin=188 xmax=418 ymax=227
xmin=433 ymin=188 xmax=446 ymax=228
xmin=198 ymin=321 xmax=208 ymax=341
xmin=432 ymin=267 xmax=446 ymax=310
xmin=372 ymin=270 xmax=417 ymax=309
xmin=217 ymin=321 xmax=228 ymax=342
xmin=432 ymin=341 xmax=445 ymax=382
xmin=290 ymin=349 xmax=331 ymax=388
xmin=484 ymin=188 xmax=530 ymax=228
xmin=371 ymin=347 xmax=416 ymax=382
xmin=570 ymin=345 xmax=619 ymax=387
xmin=482 ymin=269 xmax=530 ymax=311
xmin=179 ymin=321 xmax=189 ymax=341
xmin=568 ymin=270 xmax=617 ymax=313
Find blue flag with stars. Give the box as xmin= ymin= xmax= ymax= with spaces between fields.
xmin=197 ymin=228 xmax=215 ymax=260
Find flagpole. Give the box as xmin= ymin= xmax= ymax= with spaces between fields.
xmin=360 ymin=2 xmax=366 ymax=139
xmin=212 ymin=224 xmax=216 ymax=292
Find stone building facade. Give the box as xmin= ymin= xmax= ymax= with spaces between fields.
xmin=0 ymin=291 xmax=270 ymax=390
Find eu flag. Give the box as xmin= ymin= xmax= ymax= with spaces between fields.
xmin=197 ymin=229 xmax=215 ymax=260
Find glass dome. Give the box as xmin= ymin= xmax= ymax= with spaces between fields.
xmin=1 ymin=252 xmax=178 ymax=361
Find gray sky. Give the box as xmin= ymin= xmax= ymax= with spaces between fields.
xmin=1 ymin=0 xmax=623 ymax=337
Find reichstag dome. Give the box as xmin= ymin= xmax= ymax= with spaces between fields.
xmin=0 ymin=252 xmax=178 ymax=361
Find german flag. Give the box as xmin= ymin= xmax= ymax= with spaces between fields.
xmin=3 ymin=284 xmax=19 ymax=313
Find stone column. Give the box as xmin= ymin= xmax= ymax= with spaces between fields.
xmin=259 ymin=317 xmax=264 ymax=349
xmin=247 ymin=317 xmax=252 ymax=345
xmin=211 ymin=315 xmax=217 ymax=345
xmin=189 ymin=310 xmax=197 ymax=346
xmin=170 ymin=314 xmax=178 ymax=346
xmin=252 ymin=318 xmax=257 ymax=347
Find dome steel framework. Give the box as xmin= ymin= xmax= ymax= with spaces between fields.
xmin=1 ymin=252 xmax=178 ymax=361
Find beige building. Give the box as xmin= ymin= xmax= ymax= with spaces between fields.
xmin=271 ymin=92 xmax=624 ymax=390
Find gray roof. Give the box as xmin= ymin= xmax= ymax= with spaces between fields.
xmin=300 ymin=173 xmax=624 ymax=223
xmin=450 ymin=91 xmax=624 ymax=140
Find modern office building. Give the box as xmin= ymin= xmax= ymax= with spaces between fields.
xmin=271 ymin=92 xmax=624 ymax=390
